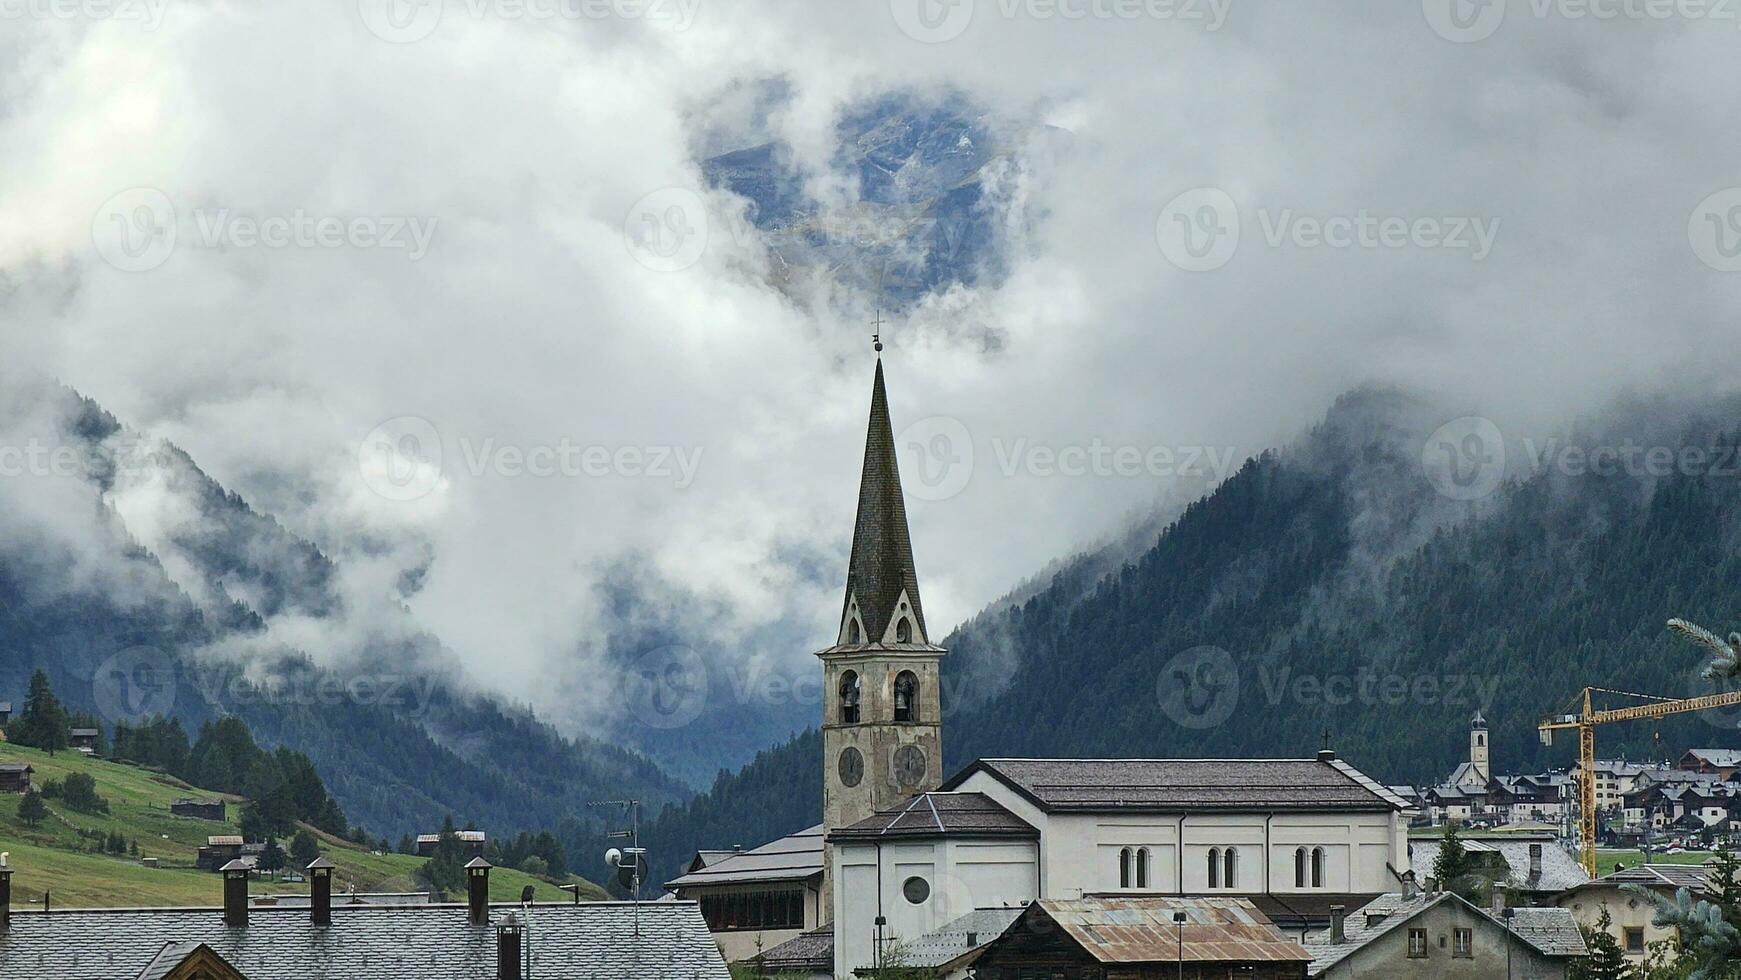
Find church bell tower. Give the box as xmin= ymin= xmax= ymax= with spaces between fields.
xmin=1470 ymin=710 xmax=1490 ymax=783
xmin=818 ymin=357 xmax=946 ymax=922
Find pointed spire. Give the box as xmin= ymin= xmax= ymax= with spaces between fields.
xmin=839 ymin=359 xmax=927 ymax=646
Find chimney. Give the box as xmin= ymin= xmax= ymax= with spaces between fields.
xmin=1317 ymin=749 xmax=1337 ymax=763
xmin=1329 ymin=905 xmax=1346 ymax=944
xmin=221 ymin=860 xmax=250 ymax=929
xmin=1529 ymin=844 xmax=1543 ymax=879
xmin=466 ymin=857 xmax=493 ymax=927
xmin=1491 ymin=891 xmax=1505 ymax=916
xmin=307 ymin=856 xmax=337 ymax=926
xmin=497 ymin=911 xmax=525 ymax=980
xmin=0 ymin=852 xmax=12 ymax=934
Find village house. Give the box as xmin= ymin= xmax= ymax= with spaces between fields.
xmin=1679 ymin=748 xmax=1741 ymax=779
xmin=1409 ymin=833 xmax=1589 ymax=905
xmin=1303 ymin=891 xmax=1587 ymax=979
xmin=1555 ymin=863 xmax=1715 ymax=961
xmin=0 ymin=856 xmax=729 ymax=979
xmin=663 ymin=824 xmax=824 ymax=965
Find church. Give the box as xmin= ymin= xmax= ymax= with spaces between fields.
xmin=667 ymin=357 xmax=1419 ymax=978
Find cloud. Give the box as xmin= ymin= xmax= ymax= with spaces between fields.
xmin=3 ymin=2 xmax=1741 ymax=770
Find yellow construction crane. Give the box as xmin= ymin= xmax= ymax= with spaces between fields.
xmin=1540 ymin=685 xmax=1741 ymax=876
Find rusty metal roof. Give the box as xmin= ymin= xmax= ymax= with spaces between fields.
xmin=1032 ymin=898 xmax=1312 ymax=964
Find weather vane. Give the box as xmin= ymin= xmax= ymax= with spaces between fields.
xmin=871 ymin=309 xmax=885 ymax=354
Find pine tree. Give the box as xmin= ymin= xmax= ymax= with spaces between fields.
xmin=1433 ymin=821 xmax=1473 ymax=887
xmin=16 ymin=791 xmax=46 ymax=828
xmin=290 ymin=829 xmax=321 ymax=868
xmin=420 ymin=814 xmax=466 ymax=897
xmin=259 ymin=837 xmax=286 ymax=874
xmin=10 ymin=670 xmax=69 ymax=756
xmin=1570 ymin=906 xmax=1633 ymax=980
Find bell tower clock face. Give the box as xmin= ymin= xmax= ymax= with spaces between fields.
xmin=838 ymin=747 xmax=864 ymax=788
xmin=893 ymin=744 xmax=928 ymax=788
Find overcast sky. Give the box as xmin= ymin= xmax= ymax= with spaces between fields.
xmin=3 ymin=0 xmax=1740 ymax=752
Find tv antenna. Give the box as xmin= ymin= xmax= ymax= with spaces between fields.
xmin=589 ymin=799 xmax=647 ymax=936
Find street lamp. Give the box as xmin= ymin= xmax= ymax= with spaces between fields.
xmin=1172 ymin=909 xmax=1187 ymax=980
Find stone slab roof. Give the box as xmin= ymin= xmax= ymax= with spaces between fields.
xmin=895 ymin=908 xmax=1023 ymax=970
xmin=665 ymin=824 xmax=823 ymax=891
xmin=828 ymin=792 xmax=1039 ymax=842
xmin=1561 ymin=863 xmax=1718 ymax=898
xmin=943 ymin=757 xmax=1407 ymax=813
xmin=1409 ymin=837 xmax=1589 ymax=893
xmin=754 ymin=925 xmax=834 ymax=973
xmin=0 ymin=901 xmax=729 ymax=980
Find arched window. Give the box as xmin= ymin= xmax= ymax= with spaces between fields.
xmin=894 ymin=670 xmax=918 ymax=723
xmin=895 ymin=617 xmax=912 ymax=643
xmin=1136 ymin=848 xmax=1150 ymax=889
xmin=1477 ymin=734 xmax=1485 ymax=747
xmin=839 ymin=671 xmax=861 ymax=724
xmin=1312 ymin=847 xmax=1325 ymax=888
xmin=1119 ymin=848 xmax=1132 ymax=889
xmin=847 ymin=619 xmax=861 ymax=644
xmin=1295 ymin=848 xmax=1307 ymax=888
xmin=1224 ymin=848 xmax=1237 ymax=889
xmin=1207 ymin=849 xmax=1221 ymax=889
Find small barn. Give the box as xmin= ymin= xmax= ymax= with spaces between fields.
xmin=197 ymin=836 xmax=247 ymax=872
xmin=415 ymin=830 xmax=486 ymax=858
xmin=68 ymin=728 xmax=100 ymax=754
xmin=170 ymin=798 xmax=227 ymax=821
xmin=973 ymin=897 xmax=1312 ymax=980
xmin=0 ymin=764 xmax=33 ymax=794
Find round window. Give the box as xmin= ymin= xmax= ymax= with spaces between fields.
xmin=902 ymin=876 xmax=930 ymax=905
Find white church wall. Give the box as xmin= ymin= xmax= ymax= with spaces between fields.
xmin=942 ymin=839 xmax=1038 ymax=914
xmin=832 ymin=836 xmax=1039 ymax=977
xmin=835 ymin=851 xmax=881 ymax=974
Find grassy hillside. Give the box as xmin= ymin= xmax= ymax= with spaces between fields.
xmin=0 ymin=743 xmax=606 ymax=908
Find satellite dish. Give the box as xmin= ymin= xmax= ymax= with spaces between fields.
xmin=615 ymin=850 xmax=649 ymax=892
xmin=604 ymin=848 xmax=623 ymax=868
xmin=520 ymin=885 xmax=535 ymax=905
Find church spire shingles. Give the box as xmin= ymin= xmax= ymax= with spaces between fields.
xmin=838 ymin=359 xmax=928 ymax=646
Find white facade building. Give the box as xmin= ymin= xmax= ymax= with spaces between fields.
xmin=829 ymin=756 xmax=1415 ymax=977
